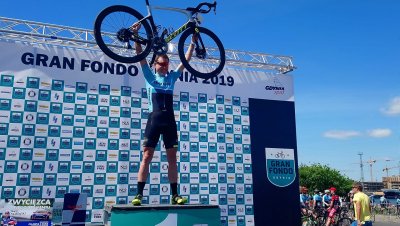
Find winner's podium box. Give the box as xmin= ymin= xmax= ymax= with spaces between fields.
xmin=104 ymin=204 xmax=220 ymax=226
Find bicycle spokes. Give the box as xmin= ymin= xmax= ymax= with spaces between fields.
xmin=178 ymin=27 xmax=225 ymax=79
xmin=94 ymin=5 xmax=152 ymax=63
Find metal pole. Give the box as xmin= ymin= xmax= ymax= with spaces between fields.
xmin=358 ymin=152 xmax=364 ymax=184
xmin=369 ymin=162 xmax=373 ymax=182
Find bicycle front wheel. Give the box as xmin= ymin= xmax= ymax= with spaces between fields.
xmin=94 ymin=5 xmax=153 ymax=63
xmin=178 ymin=27 xmax=225 ymax=79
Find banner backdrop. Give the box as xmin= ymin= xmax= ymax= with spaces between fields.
xmin=0 ymin=39 xmax=298 ymax=225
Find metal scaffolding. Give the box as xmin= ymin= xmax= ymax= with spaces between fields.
xmin=0 ymin=16 xmax=295 ymax=74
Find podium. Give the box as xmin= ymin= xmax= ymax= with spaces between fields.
xmin=104 ymin=204 xmax=220 ymax=226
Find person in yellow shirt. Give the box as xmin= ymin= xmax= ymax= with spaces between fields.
xmin=352 ymin=182 xmax=372 ymax=226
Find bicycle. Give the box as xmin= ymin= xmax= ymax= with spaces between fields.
xmin=275 ymin=151 xmax=286 ymax=159
xmin=324 ymin=207 xmax=353 ymax=226
xmin=94 ymin=0 xmax=225 ymax=79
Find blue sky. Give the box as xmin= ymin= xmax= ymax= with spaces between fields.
xmin=0 ymin=0 xmax=399 ymax=182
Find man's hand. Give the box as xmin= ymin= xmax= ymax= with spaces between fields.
xmin=191 ymin=34 xmax=198 ymax=44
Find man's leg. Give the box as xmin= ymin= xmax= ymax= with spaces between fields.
xmin=325 ymin=208 xmax=336 ymax=226
xmin=166 ymin=147 xmax=187 ymax=205
xmin=166 ymin=147 xmax=178 ymax=192
xmin=132 ymin=113 xmax=159 ymax=205
xmin=138 ymin=147 xmax=155 ymax=188
xmin=132 ymin=147 xmax=155 ymax=205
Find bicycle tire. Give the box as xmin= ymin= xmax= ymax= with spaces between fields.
xmin=178 ymin=26 xmax=225 ymax=79
xmin=94 ymin=5 xmax=153 ymax=63
xmin=335 ymin=217 xmax=352 ymax=226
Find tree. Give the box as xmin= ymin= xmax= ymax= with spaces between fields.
xmin=299 ymin=163 xmax=354 ymax=196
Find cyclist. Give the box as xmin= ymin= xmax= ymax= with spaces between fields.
xmin=325 ymin=187 xmax=340 ymax=226
xmin=130 ymin=23 xmax=196 ymax=206
xmin=379 ymin=195 xmax=387 ymax=209
xmin=300 ymin=187 xmax=309 ymax=208
xmin=396 ymin=196 xmax=400 ymax=214
xmin=347 ymin=190 xmax=354 ymax=211
xmin=1 ymin=211 xmax=17 ymax=225
xmin=313 ymin=189 xmax=323 ymax=210
xmin=323 ymin=189 xmax=331 ymax=209
xmin=352 ymin=182 xmax=372 ymax=226
xmin=300 ymin=186 xmax=317 ymax=225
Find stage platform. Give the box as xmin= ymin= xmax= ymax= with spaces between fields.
xmin=104 ymin=204 xmax=221 ymax=226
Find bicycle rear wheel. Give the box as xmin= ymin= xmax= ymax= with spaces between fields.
xmin=178 ymin=27 xmax=225 ymax=79
xmin=336 ymin=217 xmax=352 ymax=226
xmin=94 ymin=5 xmax=153 ymax=63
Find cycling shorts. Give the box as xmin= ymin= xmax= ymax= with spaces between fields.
xmin=328 ymin=208 xmax=337 ymax=218
xmin=143 ymin=111 xmax=178 ymax=149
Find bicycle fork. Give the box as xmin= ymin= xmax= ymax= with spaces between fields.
xmin=193 ymin=28 xmax=207 ymax=59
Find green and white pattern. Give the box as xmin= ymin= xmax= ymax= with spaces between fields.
xmin=0 ymin=74 xmax=253 ymax=225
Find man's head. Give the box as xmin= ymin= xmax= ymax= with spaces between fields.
xmin=3 ymin=210 xmax=10 ymax=217
xmin=352 ymin=182 xmax=363 ymax=193
xmin=314 ymin=189 xmax=319 ymax=194
xmin=329 ymin=187 xmax=336 ymax=194
xmin=154 ymin=54 xmax=170 ymax=76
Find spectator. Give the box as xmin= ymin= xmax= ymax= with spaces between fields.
xmin=351 ymin=182 xmax=372 ymax=226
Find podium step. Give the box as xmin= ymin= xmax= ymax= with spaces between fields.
xmin=105 ymin=204 xmax=220 ymax=226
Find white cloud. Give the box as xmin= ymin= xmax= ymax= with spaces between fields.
xmin=323 ymin=130 xmax=361 ymax=139
xmin=367 ymin=129 xmax=392 ymax=138
xmin=381 ymin=97 xmax=400 ymax=116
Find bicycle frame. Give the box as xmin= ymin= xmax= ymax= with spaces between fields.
xmin=136 ymin=0 xmax=201 ymax=44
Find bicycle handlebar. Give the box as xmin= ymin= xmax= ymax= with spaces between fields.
xmin=194 ymin=1 xmax=217 ymax=14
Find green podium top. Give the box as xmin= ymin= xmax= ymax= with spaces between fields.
xmin=107 ymin=204 xmax=219 ymax=212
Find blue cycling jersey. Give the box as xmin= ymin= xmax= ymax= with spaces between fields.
xmin=300 ymin=194 xmax=308 ymax=204
xmin=142 ymin=64 xmax=181 ymax=112
xmin=313 ymin=194 xmax=322 ymax=202
xmin=323 ymin=194 xmax=331 ymax=203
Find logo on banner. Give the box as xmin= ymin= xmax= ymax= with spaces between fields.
xmin=265 ymin=77 xmax=285 ymax=95
xmin=266 ymin=148 xmax=296 ymax=187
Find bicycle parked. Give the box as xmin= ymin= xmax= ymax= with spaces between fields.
xmin=301 ymin=207 xmax=352 ymax=226
xmin=94 ymin=0 xmax=225 ymax=79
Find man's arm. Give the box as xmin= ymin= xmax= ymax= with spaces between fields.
xmin=369 ymin=201 xmax=372 ymax=213
xmin=131 ymin=23 xmax=148 ymax=66
xmin=176 ymin=35 xmax=196 ymax=73
xmin=329 ymin=200 xmax=334 ymax=208
xmin=355 ymin=200 xmax=361 ymax=225
xmin=135 ymin=41 xmax=148 ymax=66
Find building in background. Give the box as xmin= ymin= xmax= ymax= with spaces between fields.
xmin=382 ymin=176 xmax=400 ymax=189
xmin=362 ymin=182 xmax=384 ymax=193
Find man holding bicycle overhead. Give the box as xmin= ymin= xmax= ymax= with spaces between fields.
xmin=130 ymin=23 xmax=196 ymax=206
